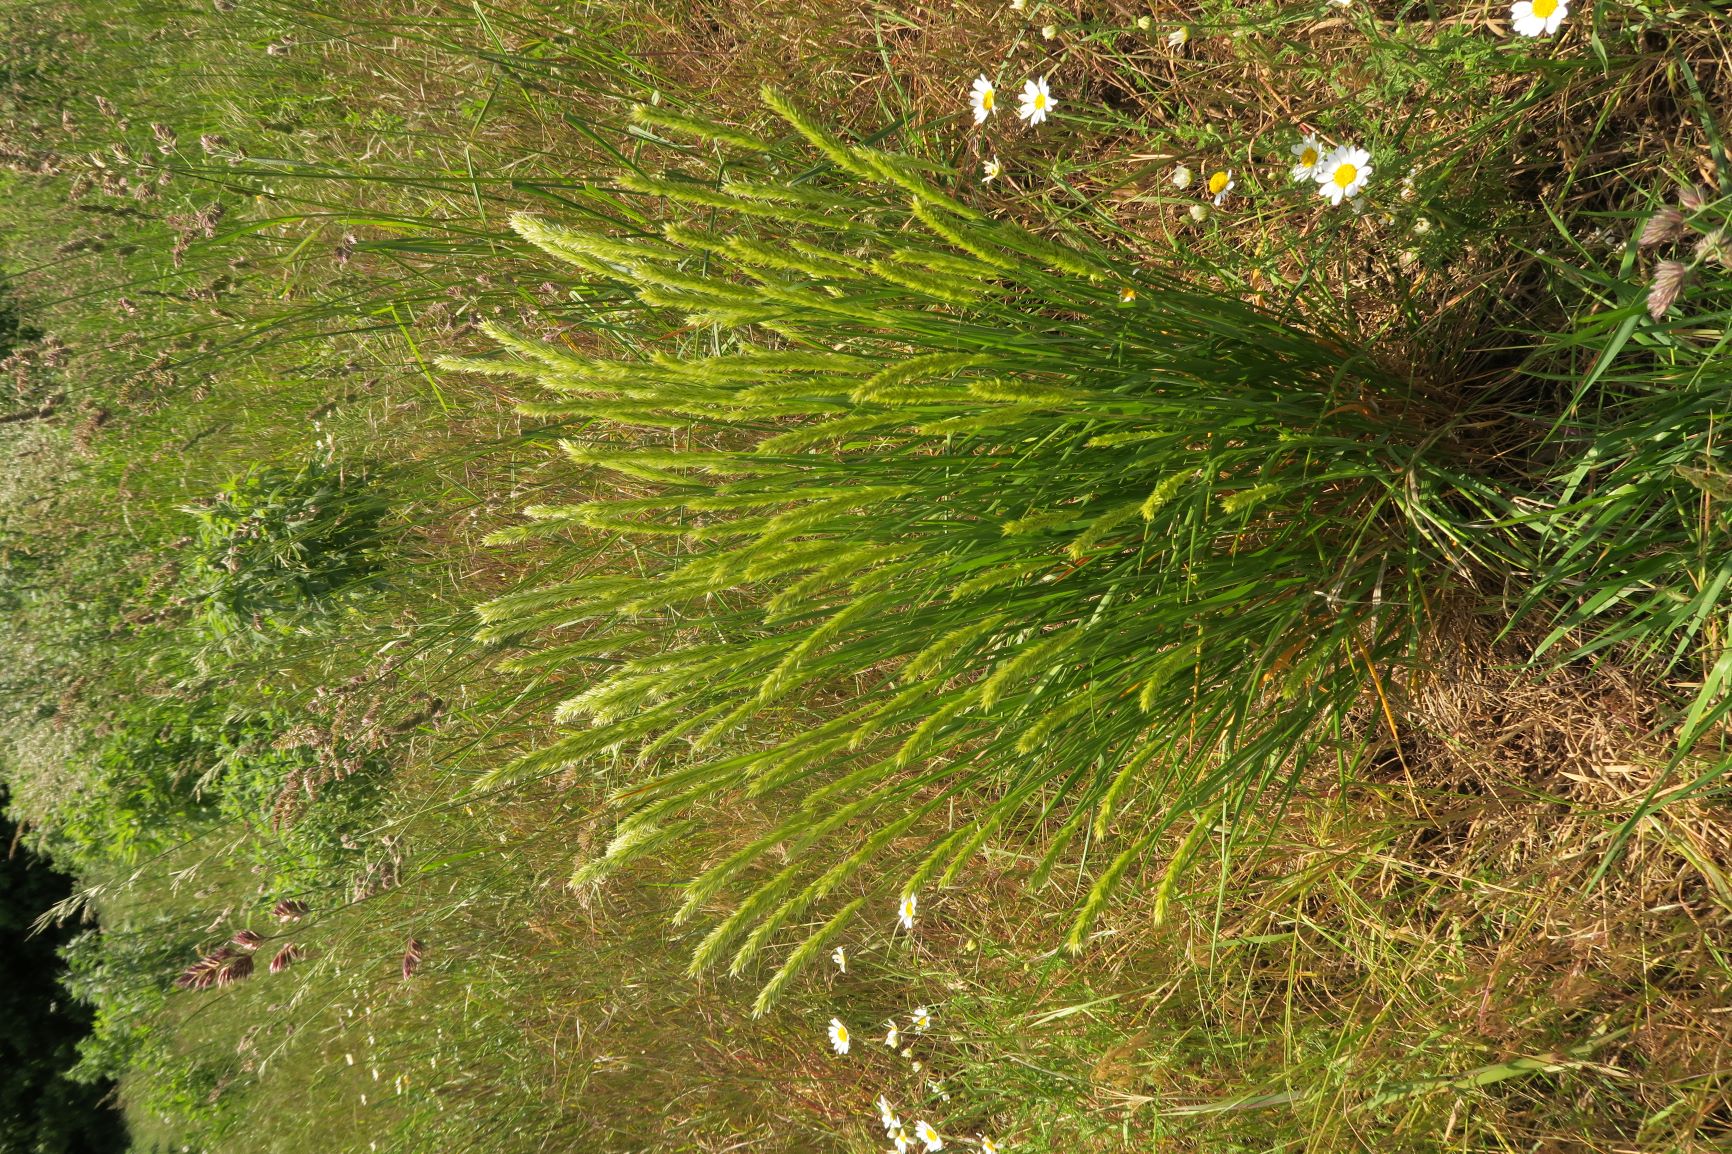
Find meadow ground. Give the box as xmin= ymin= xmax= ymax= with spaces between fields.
xmin=1 ymin=1 xmax=1730 ymax=1152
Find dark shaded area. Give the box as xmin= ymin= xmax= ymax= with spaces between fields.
xmin=0 ymin=789 xmax=127 ymax=1154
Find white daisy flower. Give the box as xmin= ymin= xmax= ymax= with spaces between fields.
xmin=1290 ymin=135 xmax=1323 ymax=182
xmin=1040 ymin=24 xmax=1057 ymax=39
xmin=832 ymin=946 xmax=847 ymax=973
xmin=828 ymin=1017 xmax=851 ymax=1055
xmin=969 ymin=75 xmax=997 ymax=125
xmin=1207 ymin=169 xmax=1235 ymax=206
xmin=892 ymin=1129 xmax=912 ymax=1154
xmin=915 ymin=1121 xmax=943 ymax=1152
xmin=1016 ymin=77 xmax=1054 ymax=126
xmin=911 ymin=1005 xmax=932 ymax=1033
xmin=1010 ymin=0 xmax=1025 ymax=9
xmin=981 ymin=1139 xmax=1001 ymax=1154
xmin=1171 ymin=164 xmax=1193 ymax=189
xmin=878 ymin=1095 xmax=901 ymax=1134
xmin=1119 ymin=287 xmax=1137 ymax=302
xmin=1167 ymin=26 xmax=1189 ymax=47
xmin=884 ymin=1019 xmax=901 ymax=1048
xmin=1510 ymin=0 xmax=1567 ymax=35
xmin=898 ymin=893 xmax=918 ymax=929
xmin=1328 ymin=0 xmax=1352 ymax=7
xmin=1315 ymin=145 xmax=1372 ymax=206
xmin=982 ymin=157 xmax=1001 ymax=184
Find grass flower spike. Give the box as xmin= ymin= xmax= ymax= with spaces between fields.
xmin=828 ymin=1017 xmax=851 ymax=1054
xmin=915 ymin=1121 xmax=943 ymax=1152
xmin=969 ymin=75 xmax=996 ymax=124
xmin=1208 ymin=169 xmax=1235 ymax=206
xmin=1017 ymin=76 xmax=1054 ymax=125
xmin=831 ymin=945 xmax=847 ymax=972
xmin=1316 ymin=145 xmax=1371 ymax=205
xmin=1291 ymin=135 xmax=1323 ymax=181
xmin=898 ymin=892 xmax=918 ymax=929
xmin=1510 ymin=0 xmax=1567 ymax=35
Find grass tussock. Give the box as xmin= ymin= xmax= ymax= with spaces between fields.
xmin=0 ymin=0 xmax=1729 ymax=1152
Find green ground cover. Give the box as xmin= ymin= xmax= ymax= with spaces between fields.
xmin=2 ymin=0 xmax=1730 ymax=1151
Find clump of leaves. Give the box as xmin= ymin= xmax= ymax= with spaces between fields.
xmin=179 ymin=449 xmax=387 ymax=640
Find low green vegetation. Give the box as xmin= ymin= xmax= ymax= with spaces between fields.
xmin=1 ymin=0 xmax=1730 ymax=1152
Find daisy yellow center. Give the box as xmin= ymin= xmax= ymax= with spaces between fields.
xmin=1332 ymin=163 xmax=1359 ymax=188
xmin=1301 ymin=147 xmax=1318 ymax=167
xmin=1033 ymin=92 xmax=1047 ymax=110
xmin=835 ymin=1025 xmax=847 ymax=1041
xmin=1532 ymin=0 xmax=1558 ymax=15
xmin=981 ymin=89 xmax=994 ymax=109
xmin=1208 ymin=171 xmax=1230 ymax=195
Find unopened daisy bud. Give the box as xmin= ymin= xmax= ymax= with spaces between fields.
xmin=1040 ymin=24 xmax=1057 ymax=39
xmin=1648 ymin=260 xmax=1688 ymax=320
xmin=1412 ymin=217 xmax=1431 ymax=234
xmin=1171 ymin=165 xmax=1193 ymax=189
xmin=1189 ymin=203 xmax=1210 ymax=222
xmin=1640 ymin=206 xmax=1686 ymax=248
xmin=1136 ymin=15 xmax=1152 ymax=29
xmin=828 ymin=1017 xmax=851 ymax=1054
xmin=1167 ymin=26 xmax=1189 ymax=47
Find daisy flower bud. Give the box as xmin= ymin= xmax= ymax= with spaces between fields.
xmin=1136 ymin=15 xmax=1152 ymax=29
xmin=1040 ymin=23 xmax=1057 ymax=39
xmin=1189 ymin=203 xmax=1210 ymax=222
xmin=1171 ymin=165 xmax=1193 ymax=189
xmin=828 ymin=1017 xmax=851 ymax=1054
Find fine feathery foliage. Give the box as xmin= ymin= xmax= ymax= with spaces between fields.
xmin=454 ymin=89 xmax=1509 ymax=1006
